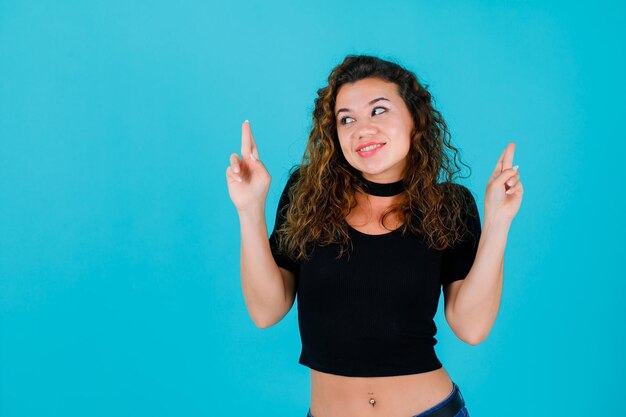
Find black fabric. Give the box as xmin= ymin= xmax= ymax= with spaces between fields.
xmin=358 ymin=175 xmax=406 ymax=196
xmin=268 ymin=168 xmax=482 ymax=377
xmin=439 ymin=185 xmax=482 ymax=287
xmin=268 ymin=168 xmax=302 ymax=279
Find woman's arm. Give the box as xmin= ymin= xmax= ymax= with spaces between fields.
xmin=444 ymin=217 xmax=510 ymax=345
xmin=239 ymin=207 xmax=296 ymax=329
xmin=444 ymin=142 xmax=523 ymax=344
xmin=227 ymin=121 xmax=297 ymax=329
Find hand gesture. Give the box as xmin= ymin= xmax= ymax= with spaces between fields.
xmin=226 ymin=120 xmax=271 ymax=213
xmin=484 ymin=142 xmax=524 ymax=224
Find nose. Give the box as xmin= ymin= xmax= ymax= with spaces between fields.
xmin=355 ymin=121 xmax=379 ymax=139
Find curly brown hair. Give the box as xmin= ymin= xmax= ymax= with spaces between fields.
xmin=275 ymin=54 xmax=479 ymax=261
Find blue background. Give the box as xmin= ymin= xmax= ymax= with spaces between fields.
xmin=1 ymin=1 xmax=624 ymax=415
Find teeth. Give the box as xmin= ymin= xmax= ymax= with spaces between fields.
xmin=359 ymin=144 xmax=382 ymax=152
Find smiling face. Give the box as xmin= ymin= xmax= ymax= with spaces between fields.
xmin=335 ymin=77 xmax=415 ymax=183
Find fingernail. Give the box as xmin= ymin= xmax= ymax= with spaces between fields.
xmin=233 ymin=166 xmax=240 ymax=173
xmin=250 ymin=153 xmax=257 ymax=161
xmin=513 ymin=165 xmax=519 ymax=171
xmin=244 ymin=119 xmax=249 ymax=124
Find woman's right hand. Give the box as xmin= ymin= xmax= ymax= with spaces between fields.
xmin=226 ymin=120 xmax=271 ymax=213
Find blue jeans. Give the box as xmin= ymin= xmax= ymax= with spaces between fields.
xmin=307 ymin=382 xmax=469 ymax=417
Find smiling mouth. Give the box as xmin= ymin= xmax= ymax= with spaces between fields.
xmin=356 ymin=142 xmax=386 ymax=152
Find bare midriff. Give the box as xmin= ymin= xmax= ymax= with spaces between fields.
xmin=309 ymin=367 xmax=454 ymax=417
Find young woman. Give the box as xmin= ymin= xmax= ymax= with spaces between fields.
xmin=226 ymin=55 xmax=523 ymax=417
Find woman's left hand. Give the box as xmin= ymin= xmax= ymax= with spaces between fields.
xmin=484 ymin=142 xmax=524 ymax=225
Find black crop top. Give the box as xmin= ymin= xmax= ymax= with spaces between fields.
xmin=268 ymin=167 xmax=481 ymax=377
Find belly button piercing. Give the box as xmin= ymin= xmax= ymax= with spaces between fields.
xmin=369 ymin=398 xmax=376 ymax=407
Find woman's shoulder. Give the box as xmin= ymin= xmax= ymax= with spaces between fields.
xmin=274 ymin=165 xmax=302 ymax=209
xmin=437 ymin=180 xmax=472 ymax=193
xmin=286 ymin=164 xmax=302 ymax=184
xmin=437 ymin=181 xmax=477 ymax=205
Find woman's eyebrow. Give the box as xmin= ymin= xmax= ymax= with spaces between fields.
xmin=336 ymin=97 xmax=390 ymax=117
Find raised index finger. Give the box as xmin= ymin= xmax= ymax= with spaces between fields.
xmin=502 ymin=142 xmax=516 ymax=170
xmin=490 ymin=146 xmax=507 ymax=179
xmin=241 ymin=120 xmax=252 ymax=160
xmin=491 ymin=142 xmax=516 ymax=178
xmin=241 ymin=120 xmax=260 ymax=160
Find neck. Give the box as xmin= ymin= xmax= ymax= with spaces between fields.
xmin=358 ymin=175 xmax=405 ymax=197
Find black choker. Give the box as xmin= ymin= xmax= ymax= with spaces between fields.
xmin=359 ymin=176 xmax=406 ymax=197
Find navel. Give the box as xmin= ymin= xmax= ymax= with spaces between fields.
xmin=367 ymin=392 xmax=377 ymax=407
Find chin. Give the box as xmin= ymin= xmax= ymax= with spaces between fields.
xmin=357 ymin=165 xmax=390 ymax=176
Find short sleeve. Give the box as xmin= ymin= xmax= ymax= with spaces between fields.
xmin=440 ymin=185 xmax=482 ymax=288
xmin=268 ymin=167 xmax=301 ymax=277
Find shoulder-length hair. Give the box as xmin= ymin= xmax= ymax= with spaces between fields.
xmin=276 ymin=54 xmax=479 ymax=261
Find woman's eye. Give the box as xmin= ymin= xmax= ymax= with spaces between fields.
xmin=340 ymin=116 xmax=354 ymax=125
xmin=373 ymin=106 xmax=387 ymax=115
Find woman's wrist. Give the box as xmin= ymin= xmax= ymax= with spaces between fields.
xmin=238 ymin=205 xmax=266 ymax=225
